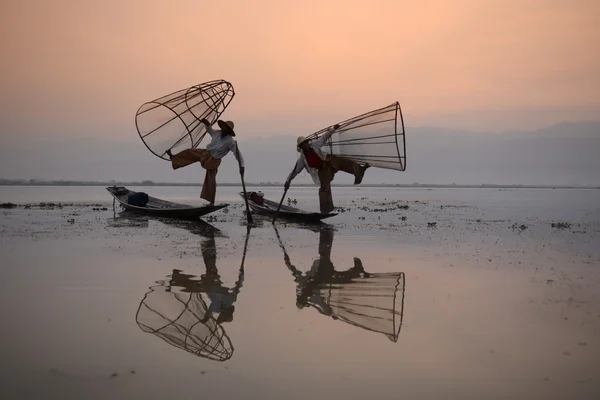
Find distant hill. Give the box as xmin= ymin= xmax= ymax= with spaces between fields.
xmin=526 ymin=121 xmax=600 ymax=138
xmin=1 ymin=121 xmax=599 ymax=186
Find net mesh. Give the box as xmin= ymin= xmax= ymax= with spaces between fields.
xmin=135 ymin=281 xmax=234 ymax=362
xmin=306 ymin=102 xmax=406 ymax=171
xmin=135 ymin=80 xmax=235 ymax=160
xmin=325 ymin=272 xmax=405 ymax=342
xmin=274 ymin=225 xmax=406 ymax=342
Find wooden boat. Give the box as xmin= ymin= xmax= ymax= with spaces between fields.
xmin=106 ymin=186 xmax=228 ymax=219
xmin=240 ymin=192 xmax=337 ymax=222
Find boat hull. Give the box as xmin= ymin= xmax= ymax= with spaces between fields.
xmin=106 ymin=186 xmax=228 ymax=219
xmin=240 ymin=192 xmax=337 ymax=223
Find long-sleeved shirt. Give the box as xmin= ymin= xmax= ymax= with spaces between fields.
xmin=286 ymin=127 xmax=336 ymax=185
xmin=205 ymin=124 xmax=244 ymax=168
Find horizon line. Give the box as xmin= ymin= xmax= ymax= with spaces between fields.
xmin=0 ymin=179 xmax=598 ymax=190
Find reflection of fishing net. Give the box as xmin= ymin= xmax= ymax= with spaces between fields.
xmin=316 ymin=272 xmax=405 ymax=342
xmin=306 ymin=102 xmax=406 ymax=171
xmin=135 ymin=80 xmax=235 ymax=160
xmin=135 ymin=283 xmax=234 ymax=361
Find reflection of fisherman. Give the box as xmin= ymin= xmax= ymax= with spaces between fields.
xmin=281 ymin=227 xmax=369 ymax=314
xmin=169 ymin=230 xmax=244 ymax=324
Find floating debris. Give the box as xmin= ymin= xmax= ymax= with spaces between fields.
xmin=510 ymin=223 xmax=528 ymax=231
xmin=551 ymin=222 xmax=571 ymax=229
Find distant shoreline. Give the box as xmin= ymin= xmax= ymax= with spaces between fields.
xmin=0 ymin=181 xmax=598 ymax=190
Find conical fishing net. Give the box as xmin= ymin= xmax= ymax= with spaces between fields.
xmin=306 ymin=102 xmax=406 ymax=171
xmin=135 ymin=80 xmax=235 ymax=160
xmin=136 ymin=282 xmax=234 ymax=361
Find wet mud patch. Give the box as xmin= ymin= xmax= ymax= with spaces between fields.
xmin=551 ymin=222 xmax=572 ymax=230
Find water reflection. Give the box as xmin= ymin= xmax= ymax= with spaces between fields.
xmin=274 ymin=225 xmax=405 ymax=342
xmin=106 ymin=211 xmax=150 ymax=229
xmin=135 ymin=224 xmax=250 ymax=362
xmin=107 ymin=210 xmax=227 ymax=237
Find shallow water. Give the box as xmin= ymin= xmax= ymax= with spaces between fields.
xmin=1 ymin=186 xmax=599 ymax=399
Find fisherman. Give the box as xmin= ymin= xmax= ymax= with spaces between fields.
xmin=284 ymin=124 xmax=370 ymax=213
xmin=166 ymin=118 xmax=244 ymax=204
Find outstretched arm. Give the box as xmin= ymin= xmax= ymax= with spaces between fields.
xmin=314 ymin=124 xmax=339 ymax=147
xmin=285 ymin=155 xmax=306 ymax=188
xmin=232 ymin=141 xmax=245 ymax=169
xmin=200 ymin=118 xmax=217 ymax=137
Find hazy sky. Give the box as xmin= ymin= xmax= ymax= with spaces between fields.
xmin=1 ymin=0 xmax=599 ymax=144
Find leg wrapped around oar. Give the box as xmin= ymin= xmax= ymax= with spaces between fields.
xmin=169 ymin=149 xmax=222 ymax=204
xmin=169 ymin=149 xmax=218 ymax=169
xmin=327 ymin=155 xmax=369 ymax=185
xmin=318 ymin=163 xmax=336 ymax=214
xmin=201 ymin=168 xmax=219 ymax=204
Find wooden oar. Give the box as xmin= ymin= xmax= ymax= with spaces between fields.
xmin=272 ymin=186 xmax=289 ymax=223
xmin=273 ymin=161 xmax=299 ymax=223
xmin=235 ymin=144 xmax=253 ymax=225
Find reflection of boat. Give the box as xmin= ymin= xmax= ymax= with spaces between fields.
xmin=107 ymin=211 xmax=226 ymax=237
xmin=106 ymin=212 xmax=150 ymax=229
xmin=274 ymin=225 xmax=405 ymax=342
xmin=135 ymin=226 xmax=251 ymax=361
xmin=106 ymin=186 xmax=228 ymax=219
xmin=239 ymin=191 xmax=337 ymax=222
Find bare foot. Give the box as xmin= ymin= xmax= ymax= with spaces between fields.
xmin=354 ymin=164 xmax=369 ymax=185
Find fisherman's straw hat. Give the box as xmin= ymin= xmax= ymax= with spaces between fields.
xmin=296 ymin=136 xmax=309 ymax=152
xmin=217 ymin=120 xmax=236 ymax=136
xmin=297 ymin=136 xmax=309 ymax=146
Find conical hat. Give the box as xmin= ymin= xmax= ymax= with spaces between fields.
xmin=217 ymin=120 xmax=236 ymax=136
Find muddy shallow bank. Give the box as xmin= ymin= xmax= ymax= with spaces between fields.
xmin=1 ymin=187 xmax=599 ymax=399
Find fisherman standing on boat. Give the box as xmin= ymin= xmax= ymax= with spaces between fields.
xmin=284 ymin=124 xmax=370 ymax=213
xmin=166 ymin=118 xmax=244 ymax=204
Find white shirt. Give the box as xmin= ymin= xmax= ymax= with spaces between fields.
xmin=286 ymin=127 xmax=336 ymax=185
xmin=205 ymin=125 xmax=245 ymax=168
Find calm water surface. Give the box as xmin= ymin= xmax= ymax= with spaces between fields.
xmin=1 ymin=186 xmax=599 ymax=399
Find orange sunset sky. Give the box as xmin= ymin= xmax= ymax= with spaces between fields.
xmin=1 ymin=0 xmax=599 ymax=141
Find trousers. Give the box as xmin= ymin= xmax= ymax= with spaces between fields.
xmin=317 ymin=155 xmax=363 ymax=213
xmin=170 ymin=148 xmax=221 ymax=204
